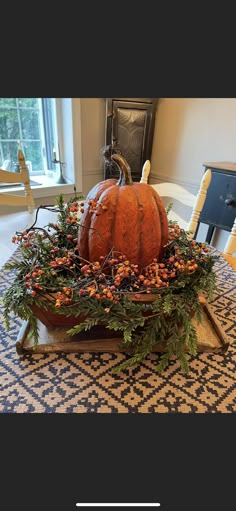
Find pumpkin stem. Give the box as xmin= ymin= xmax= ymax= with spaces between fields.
xmin=111 ymin=154 xmax=133 ymax=186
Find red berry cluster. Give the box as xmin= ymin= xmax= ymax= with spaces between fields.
xmin=11 ymin=197 xmax=213 ymax=312
xmin=168 ymin=222 xmax=182 ymax=241
xmin=23 ymin=266 xmax=45 ymax=296
xmin=12 ymin=230 xmax=38 ymax=248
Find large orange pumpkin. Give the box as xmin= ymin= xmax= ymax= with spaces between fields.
xmin=78 ymin=154 xmax=169 ymax=269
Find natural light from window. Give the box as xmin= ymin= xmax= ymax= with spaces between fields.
xmin=0 ymin=98 xmax=59 ymax=185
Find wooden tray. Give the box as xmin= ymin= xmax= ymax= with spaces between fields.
xmin=16 ymin=303 xmax=229 ymax=355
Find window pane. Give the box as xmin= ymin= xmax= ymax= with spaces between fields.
xmin=0 ymin=98 xmax=58 ymax=177
xmin=18 ymin=98 xmax=38 ymax=108
xmin=0 ymin=141 xmax=19 ymax=169
xmin=22 ymin=141 xmax=43 ymax=171
xmin=0 ymin=108 xmax=20 ymax=139
xmin=0 ymin=98 xmax=16 ymax=107
xmin=20 ymin=109 xmax=41 ymax=139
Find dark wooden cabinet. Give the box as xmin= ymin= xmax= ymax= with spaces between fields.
xmin=104 ymin=98 xmax=158 ymax=181
xmin=197 ymin=162 xmax=236 ymax=243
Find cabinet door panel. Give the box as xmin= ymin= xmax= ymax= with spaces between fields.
xmin=105 ymin=99 xmax=157 ymax=181
xmin=114 ymin=105 xmax=148 ymax=181
xmin=200 ymin=171 xmax=236 ymax=230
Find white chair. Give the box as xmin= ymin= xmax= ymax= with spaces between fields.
xmin=140 ymin=161 xmax=236 ymax=257
xmin=0 ymin=150 xmax=35 ymax=212
xmin=140 ymin=160 xmax=197 ymax=231
xmin=1 ymin=159 xmax=11 ymax=170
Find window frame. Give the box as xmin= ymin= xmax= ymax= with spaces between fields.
xmin=0 ymin=98 xmax=82 ymax=198
xmin=0 ymin=98 xmax=59 ymax=176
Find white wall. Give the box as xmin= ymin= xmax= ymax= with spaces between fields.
xmin=80 ymin=98 xmax=106 ymax=195
xmin=150 ymin=98 xmax=236 ymax=252
xmin=151 ymin=98 xmax=236 ymax=192
xmin=0 ymin=99 xmax=107 ymax=218
xmin=1 ymin=98 xmax=234 ymax=253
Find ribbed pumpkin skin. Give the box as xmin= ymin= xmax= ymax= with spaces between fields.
xmin=86 ymin=178 xmax=117 ymax=201
xmin=78 ymin=178 xmax=117 ymax=261
xmin=78 ymin=180 xmax=169 ymax=269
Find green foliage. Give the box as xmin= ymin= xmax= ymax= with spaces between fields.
xmin=165 ymin=202 xmax=173 ymax=215
xmin=2 ymin=194 xmax=219 ymax=375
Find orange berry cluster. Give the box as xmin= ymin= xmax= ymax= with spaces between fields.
xmin=87 ymin=199 xmax=108 ymax=216
xmin=67 ymin=201 xmax=80 ymax=213
xmin=190 ymin=240 xmax=209 ymax=256
xmin=49 ymin=256 xmax=76 ymax=269
xmin=55 ymin=287 xmax=73 ymax=308
xmin=65 ymin=200 xmax=83 ymax=224
xmin=13 ymin=196 xmax=213 ymax=311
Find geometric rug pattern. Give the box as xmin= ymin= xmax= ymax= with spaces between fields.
xmin=0 ymin=251 xmax=235 ymax=413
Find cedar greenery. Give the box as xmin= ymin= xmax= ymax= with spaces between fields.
xmin=2 ymin=194 xmax=218 ymax=374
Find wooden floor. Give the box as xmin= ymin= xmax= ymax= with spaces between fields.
xmin=221 ymin=253 xmax=236 ymax=270
xmin=0 ymin=208 xmax=57 ymax=268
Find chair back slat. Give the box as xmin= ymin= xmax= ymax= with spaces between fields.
xmin=140 ymin=161 xmax=236 ymax=257
xmin=0 ymin=150 xmax=35 ymax=212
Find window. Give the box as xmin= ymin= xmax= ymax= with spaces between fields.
xmin=0 ymin=98 xmax=58 ymax=178
xmin=0 ymin=97 xmax=80 ymax=197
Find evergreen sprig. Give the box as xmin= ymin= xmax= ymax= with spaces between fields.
xmin=2 ymin=194 xmax=219 ymax=374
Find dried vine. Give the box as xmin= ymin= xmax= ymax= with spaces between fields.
xmin=2 ymin=194 xmax=219 ymax=373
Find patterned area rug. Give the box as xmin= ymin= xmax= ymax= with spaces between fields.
xmin=0 ymin=252 xmax=235 ymax=413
